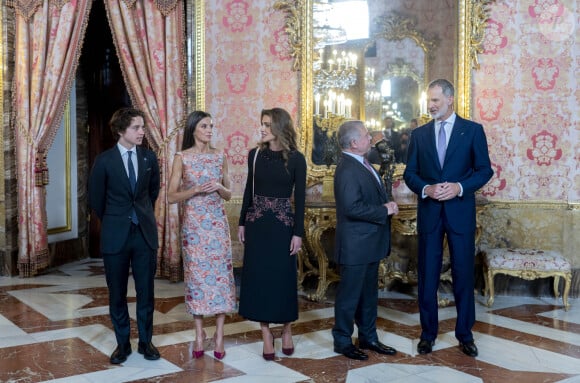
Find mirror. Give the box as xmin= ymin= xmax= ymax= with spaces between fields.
xmin=361 ymin=13 xmax=438 ymax=165
xmin=274 ymin=0 xmax=494 ymax=186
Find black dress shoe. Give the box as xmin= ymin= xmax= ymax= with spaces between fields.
xmin=110 ymin=343 xmax=132 ymax=364
xmin=417 ymin=339 xmax=435 ymax=355
xmin=138 ymin=341 xmax=160 ymax=360
xmin=334 ymin=346 xmax=369 ymax=360
xmin=359 ymin=340 xmax=397 ymax=355
xmin=459 ymin=341 xmax=478 ymax=357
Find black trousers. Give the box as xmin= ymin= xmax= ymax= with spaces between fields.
xmin=102 ymin=224 xmax=157 ymax=345
xmin=332 ymin=261 xmax=380 ymax=351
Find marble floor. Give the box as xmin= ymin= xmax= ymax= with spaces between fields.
xmin=1 ymin=259 xmax=579 ymax=383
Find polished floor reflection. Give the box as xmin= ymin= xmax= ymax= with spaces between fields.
xmin=1 ymin=259 xmax=579 ymax=383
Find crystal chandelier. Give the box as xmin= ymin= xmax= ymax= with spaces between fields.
xmin=312 ymin=1 xmax=363 ymax=122
xmin=314 ymin=49 xmax=357 ymax=93
xmin=313 ymin=0 xmax=347 ymax=49
xmin=313 ymin=49 xmax=357 ymax=119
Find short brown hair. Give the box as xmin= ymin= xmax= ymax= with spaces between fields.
xmin=109 ymin=107 xmax=146 ymax=137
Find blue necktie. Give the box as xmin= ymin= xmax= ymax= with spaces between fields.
xmin=437 ymin=121 xmax=447 ymax=167
xmin=127 ymin=151 xmax=138 ymax=224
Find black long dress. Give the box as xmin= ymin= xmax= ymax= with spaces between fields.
xmin=238 ymin=147 xmax=306 ymax=323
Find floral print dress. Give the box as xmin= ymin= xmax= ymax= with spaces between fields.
xmin=180 ymin=151 xmax=236 ymax=315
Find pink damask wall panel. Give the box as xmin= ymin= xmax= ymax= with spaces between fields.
xmin=474 ymin=0 xmax=579 ymax=202
xmin=205 ymin=0 xmax=299 ymax=197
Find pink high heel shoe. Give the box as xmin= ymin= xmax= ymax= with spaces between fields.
xmin=193 ymin=330 xmax=206 ymax=359
xmin=213 ymin=333 xmax=226 ymax=360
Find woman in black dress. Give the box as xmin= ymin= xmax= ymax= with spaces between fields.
xmin=238 ymin=108 xmax=306 ymax=361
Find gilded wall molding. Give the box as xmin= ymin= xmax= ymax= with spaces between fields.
xmin=369 ymin=15 xmax=434 ymax=91
xmin=383 ymin=58 xmax=423 ymax=88
xmin=47 ymin=102 xmax=72 ymax=235
xmin=456 ymin=0 xmax=494 ymax=117
xmin=273 ymin=0 xmax=304 ymax=72
xmin=374 ymin=14 xmax=438 ymax=60
xmin=187 ymin=0 xmax=205 ymax=111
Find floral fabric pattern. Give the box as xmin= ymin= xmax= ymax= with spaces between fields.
xmin=13 ymin=0 xmax=91 ymax=276
xmin=245 ymin=194 xmax=294 ymax=227
xmin=181 ymin=152 xmax=236 ymax=315
xmin=485 ymin=248 xmax=571 ymax=272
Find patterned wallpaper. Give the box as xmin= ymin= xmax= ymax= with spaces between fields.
xmin=474 ymin=0 xmax=579 ymax=202
xmin=204 ymin=0 xmax=299 ymax=198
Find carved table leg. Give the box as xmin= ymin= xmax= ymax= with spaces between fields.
xmin=486 ymin=270 xmax=496 ymax=307
xmin=562 ymin=273 xmax=571 ymax=311
xmin=303 ymin=206 xmax=339 ymax=302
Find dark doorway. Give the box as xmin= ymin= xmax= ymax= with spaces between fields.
xmin=79 ymin=1 xmax=131 ymax=258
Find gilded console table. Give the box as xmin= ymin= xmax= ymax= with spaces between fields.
xmin=299 ymin=201 xmax=338 ymax=301
xmin=379 ymin=195 xmax=419 ymax=286
xmin=299 ymin=198 xmax=420 ymax=301
xmin=299 ymin=196 xmax=488 ymax=301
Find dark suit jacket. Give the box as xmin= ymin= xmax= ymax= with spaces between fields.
xmin=89 ymin=145 xmax=160 ymax=254
xmin=403 ymin=115 xmax=493 ymax=234
xmin=366 ymin=147 xmax=382 ymax=165
xmin=333 ymin=153 xmax=391 ymax=265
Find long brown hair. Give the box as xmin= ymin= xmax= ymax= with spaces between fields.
xmin=259 ymin=108 xmax=298 ymax=167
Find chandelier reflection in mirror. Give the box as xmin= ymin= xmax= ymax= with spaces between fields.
xmin=313 ymin=0 xmax=347 ymax=49
xmin=313 ymin=1 xmax=368 ymax=121
xmin=313 ymin=49 xmax=357 ymax=118
xmin=364 ymin=66 xmax=382 ymax=130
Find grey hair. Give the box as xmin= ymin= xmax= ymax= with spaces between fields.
xmin=428 ymin=79 xmax=454 ymax=98
xmin=337 ymin=120 xmax=365 ymax=149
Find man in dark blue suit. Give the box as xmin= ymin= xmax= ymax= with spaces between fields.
xmin=332 ymin=120 xmax=399 ymax=360
xmin=403 ymin=79 xmax=493 ymax=357
xmin=89 ymin=107 xmax=161 ymax=364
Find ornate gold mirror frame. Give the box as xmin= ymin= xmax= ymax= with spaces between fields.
xmin=361 ymin=14 xmax=436 ymax=130
xmin=370 ymin=13 xmax=437 ymax=87
xmin=187 ymin=0 xmax=206 ymax=112
xmin=274 ymin=0 xmax=494 ymax=186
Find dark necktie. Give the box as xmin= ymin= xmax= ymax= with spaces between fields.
xmin=437 ymin=121 xmax=447 ymax=167
xmin=127 ymin=151 xmax=138 ymax=224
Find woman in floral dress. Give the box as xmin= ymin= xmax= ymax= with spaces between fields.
xmin=167 ymin=111 xmax=236 ymax=360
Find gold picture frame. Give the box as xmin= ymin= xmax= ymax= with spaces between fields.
xmin=274 ymin=0 xmax=494 ymax=186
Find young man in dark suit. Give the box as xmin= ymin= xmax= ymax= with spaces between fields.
xmin=89 ymin=107 xmax=161 ymax=364
xmin=403 ymin=79 xmax=493 ymax=357
xmin=332 ymin=120 xmax=399 ymax=360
